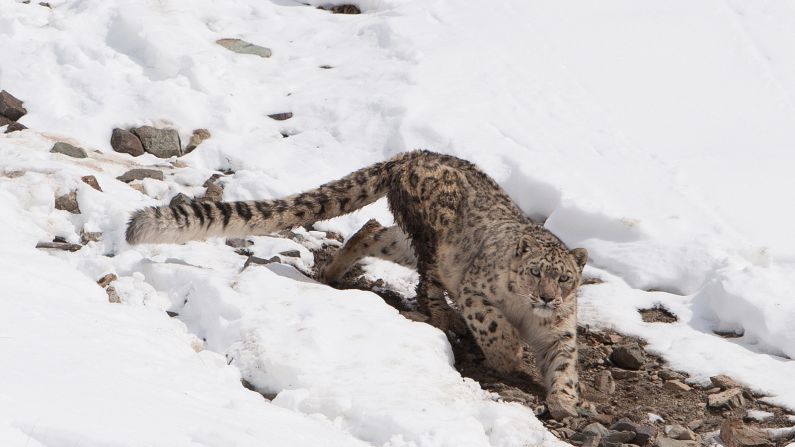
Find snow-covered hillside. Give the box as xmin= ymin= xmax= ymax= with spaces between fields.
xmin=1 ymin=0 xmax=794 ymax=446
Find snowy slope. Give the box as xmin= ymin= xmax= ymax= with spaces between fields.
xmin=2 ymin=0 xmax=795 ymax=445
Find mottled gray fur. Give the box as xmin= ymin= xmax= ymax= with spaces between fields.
xmin=126 ymin=150 xmax=588 ymax=419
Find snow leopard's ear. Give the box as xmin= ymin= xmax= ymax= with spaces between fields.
xmin=570 ymin=248 xmax=588 ymax=271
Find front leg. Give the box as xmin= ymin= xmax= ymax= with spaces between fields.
xmin=457 ymin=290 xmax=522 ymax=374
xmin=529 ymin=314 xmax=579 ymax=420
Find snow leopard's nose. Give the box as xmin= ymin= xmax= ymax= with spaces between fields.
xmin=540 ymin=293 xmax=554 ymax=303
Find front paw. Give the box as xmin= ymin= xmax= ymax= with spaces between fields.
xmin=546 ymin=392 xmax=578 ymax=421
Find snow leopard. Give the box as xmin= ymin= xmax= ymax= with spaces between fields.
xmin=126 ymin=150 xmax=588 ymax=420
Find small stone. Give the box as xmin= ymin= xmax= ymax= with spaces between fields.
xmin=166 ymin=310 xmax=179 ymax=318
xmin=582 ymin=423 xmax=610 ymax=437
xmin=243 ymin=256 xmax=276 ymax=269
xmin=4 ymin=120 xmax=27 ymax=133
xmin=106 ymin=285 xmax=121 ymax=303
xmin=201 ymin=182 xmax=224 ymax=202
xmin=132 ymin=126 xmax=181 ymax=158
xmin=50 ymin=142 xmax=87 ymax=158
xmin=596 ymin=370 xmax=617 ymax=394
xmin=687 ymin=420 xmax=703 ymax=431
xmin=110 ymin=128 xmax=145 ymax=156
xmin=268 ymin=112 xmax=293 ymax=121
xmin=185 ymin=128 xmax=210 ymax=153
xmin=611 ymin=370 xmax=641 ymax=380
xmin=203 ymin=173 xmax=223 ymax=187
xmin=81 ymin=231 xmax=102 ymax=244
xmin=708 ymin=388 xmax=745 ymax=410
xmin=116 ymin=168 xmax=164 ymax=183
xmin=706 ymin=387 xmax=721 ymax=394
xmin=36 ymin=241 xmax=82 ymax=251
xmin=319 ymin=4 xmax=361 ymax=14
xmin=610 ymin=417 xmax=657 ymax=445
xmin=720 ymin=419 xmax=771 ymax=447
xmin=711 ymin=375 xmax=742 ymax=390
xmin=610 ymin=342 xmax=646 ymax=370
xmin=225 ymin=238 xmax=252 ymax=248
xmin=216 ymin=38 xmax=272 ymax=58
xmin=96 ymin=273 xmax=117 ymax=288
xmin=169 ymin=193 xmax=192 ymax=207
xmin=557 ymin=428 xmax=576 ymax=439
xmin=54 ymin=191 xmax=80 ymax=214
xmin=663 ymin=380 xmax=691 ymax=392
xmin=279 ymin=250 xmax=301 ymax=258
xmin=664 ymin=425 xmax=698 ymax=441
xmin=0 ymin=90 xmax=27 ymax=120
xmin=604 ymin=431 xmax=637 ymax=444
xmin=38 ymin=1 xmax=51 ymax=7
xmin=81 ymin=175 xmax=102 ymax=191
xmin=659 ymin=370 xmax=685 ymax=381
xmin=319 ymin=64 xmax=333 ymax=69
xmin=655 ymin=438 xmax=698 ymax=447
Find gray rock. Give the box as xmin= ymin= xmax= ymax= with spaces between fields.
xmin=664 ymin=425 xmax=698 ymax=441
xmin=243 ymin=256 xmax=276 ymax=269
xmin=279 ymin=250 xmax=301 ymax=258
xmin=203 ymin=173 xmax=223 ymax=187
xmin=202 ymin=182 xmax=224 ymax=202
xmin=185 ymin=128 xmax=210 ymax=153
xmin=686 ymin=420 xmax=703 ymax=431
xmin=710 ymin=375 xmax=742 ymax=390
xmin=655 ymin=438 xmax=698 ymax=447
xmin=720 ymin=420 xmax=772 ymax=447
xmin=36 ymin=241 xmax=82 ymax=252
xmin=169 ymin=193 xmax=192 ymax=207
xmin=611 ymin=370 xmax=641 ymax=380
xmin=55 ymin=191 xmax=80 ymax=214
xmin=216 ymin=38 xmax=272 ymax=58
xmin=596 ymin=370 xmax=616 ymax=394
xmin=50 ymin=142 xmax=87 ymax=158
xmin=81 ymin=231 xmax=102 ymax=244
xmin=0 ymin=90 xmax=27 ymax=120
xmin=106 ymin=285 xmax=121 ymax=303
xmin=610 ymin=417 xmax=657 ymax=445
xmin=81 ymin=175 xmax=102 ymax=191
xmin=110 ymin=128 xmax=144 ymax=156
xmin=610 ymin=342 xmax=646 ymax=370
xmin=4 ymin=121 xmax=26 ymax=133
xmin=116 ymin=168 xmax=164 ymax=183
xmin=226 ymin=238 xmax=253 ymax=248
xmin=132 ymin=126 xmax=181 ymax=158
xmin=663 ymin=380 xmax=691 ymax=392
xmin=603 ymin=431 xmax=637 ymax=444
xmin=708 ymin=388 xmax=745 ymax=410
xmin=583 ymin=423 xmax=610 ymax=438
xmin=659 ymin=370 xmax=685 ymax=381
xmin=320 ymin=4 xmax=361 ymax=14
xmin=268 ymin=112 xmax=293 ymax=121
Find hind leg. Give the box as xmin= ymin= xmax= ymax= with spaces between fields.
xmin=416 ymin=266 xmax=467 ymax=335
xmin=320 ymin=220 xmax=416 ymax=284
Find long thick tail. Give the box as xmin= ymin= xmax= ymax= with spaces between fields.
xmin=126 ymin=155 xmax=404 ymax=245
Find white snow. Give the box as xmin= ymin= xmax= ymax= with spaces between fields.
xmin=2 ymin=0 xmax=795 ymax=445
xmin=746 ymin=410 xmax=774 ymax=422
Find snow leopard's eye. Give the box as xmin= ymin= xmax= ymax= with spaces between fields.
xmin=530 ymin=267 xmax=541 ymax=277
xmin=559 ymin=274 xmax=570 ymax=283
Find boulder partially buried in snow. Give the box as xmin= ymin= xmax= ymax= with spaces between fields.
xmin=50 ymin=142 xmax=88 ymax=158
xmin=132 ymin=126 xmax=181 ymax=158
xmin=111 ymin=128 xmax=145 ymax=156
xmin=0 ymin=90 xmax=27 ymax=120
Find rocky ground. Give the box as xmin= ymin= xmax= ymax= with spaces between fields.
xmin=310 ymin=240 xmax=795 ymax=447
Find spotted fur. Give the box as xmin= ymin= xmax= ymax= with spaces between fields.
xmin=125 ymin=150 xmax=588 ymax=419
